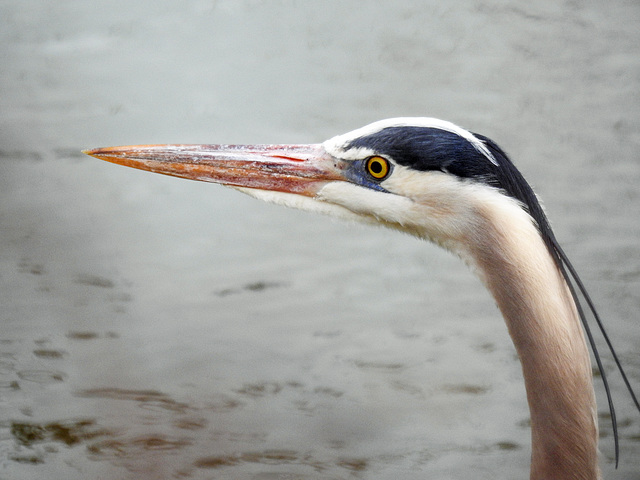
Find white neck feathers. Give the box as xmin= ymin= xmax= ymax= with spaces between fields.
xmin=469 ymin=195 xmax=599 ymax=480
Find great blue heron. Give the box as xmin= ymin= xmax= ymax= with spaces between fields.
xmin=85 ymin=117 xmax=639 ymax=479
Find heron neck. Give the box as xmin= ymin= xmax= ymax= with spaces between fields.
xmin=468 ymin=207 xmax=599 ymax=480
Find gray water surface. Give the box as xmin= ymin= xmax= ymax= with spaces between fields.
xmin=1 ymin=1 xmax=640 ymax=479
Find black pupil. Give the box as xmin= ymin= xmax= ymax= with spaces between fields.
xmin=370 ymin=160 xmax=383 ymax=174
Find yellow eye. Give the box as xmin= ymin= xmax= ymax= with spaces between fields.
xmin=366 ymin=156 xmax=390 ymax=180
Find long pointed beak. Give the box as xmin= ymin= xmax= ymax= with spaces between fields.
xmin=83 ymin=144 xmax=345 ymax=197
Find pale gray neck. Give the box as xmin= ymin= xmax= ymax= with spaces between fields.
xmin=468 ymin=207 xmax=599 ymax=480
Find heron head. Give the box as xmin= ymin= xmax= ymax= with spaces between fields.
xmin=84 ymin=118 xmax=541 ymax=248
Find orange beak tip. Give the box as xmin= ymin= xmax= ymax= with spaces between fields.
xmin=83 ymin=148 xmax=105 ymax=158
